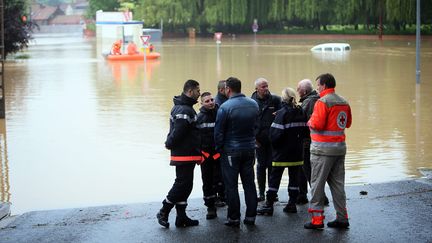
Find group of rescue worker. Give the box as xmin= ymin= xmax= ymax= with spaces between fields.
xmin=110 ymin=40 xmax=154 ymax=55
xmin=157 ymin=73 xmax=352 ymax=230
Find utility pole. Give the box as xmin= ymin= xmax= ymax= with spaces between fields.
xmin=0 ymin=0 xmax=5 ymax=118
xmin=416 ymin=0 xmax=421 ymax=84
xmin=379 ymin=0 xmax=383 ymax=40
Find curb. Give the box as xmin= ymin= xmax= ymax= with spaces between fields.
xmin=0 ymin=203 xmax=10 ymax=221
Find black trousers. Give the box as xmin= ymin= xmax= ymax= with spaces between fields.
xmin=256 ymin=143 xmax=273 ymax=196
xmin=166 ymin=163 xmax=195 ymax=204
xmin=213 ymin=159 xmax=225 ymax=200
xmin=266 ymin=165 xmax=300 ymax=204
xmin=200 ymin=156 xmax=222 ymax=207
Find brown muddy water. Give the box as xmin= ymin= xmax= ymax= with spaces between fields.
xmin=1 ymin=33 xmax=431 ymax=214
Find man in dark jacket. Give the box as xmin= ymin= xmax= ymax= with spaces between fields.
xmin=251 ymin=78 xmax=281 ymax=201
xmin=197 ymin=92 xmax=224 ymax=219
xmin=157 ymin=79 xmax=201 ymax=228
xmin=215 ymin=77 xmax=259 ymax=227
xmin=215 ymin=80 xmax=228 ymax=106
xmin=213 ymin=80 xmax=228 ymax=206
xmin=297 ymin=79 xmax=329 ymax=205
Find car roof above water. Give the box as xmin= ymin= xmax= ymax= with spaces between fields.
xmin=311 ymin=43 xmax=351 ymax=52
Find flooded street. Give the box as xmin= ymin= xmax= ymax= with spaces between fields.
xmin=1 ymin=33 xmax=431 ymax=214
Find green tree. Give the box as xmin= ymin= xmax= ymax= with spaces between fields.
xmin=247 ymin=0 xmax=269 ymax=27
xmin=360 ymin=0 xmax=380 ymax=30
xmin=138 ymin=0 xmax=192 ymax=32
xmin=422 ymin=0 xmax=432 ymax=24
xmin=268 ymin=0 xmax=285 ymax=23
xmin=131 ymin=0 xmax=431 ymax=34
xmin=386 ymin=0 xmax=415 ymax=30
xmin=87 ymin=0 xmax=120 ymax=19
xmin=4 ymin=0 xmax=36 ymax=58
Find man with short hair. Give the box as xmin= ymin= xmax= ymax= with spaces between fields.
xmin=157 ymin=79 xmax=201 ymax=228
xmin=215 ymin=80 xmax=228 ymax=106
xmin=304 ymin=73 xmax=352 ymax=230
xmin=296 ymin=79 xmax=328 ymax=205
xmin=213 ymin=80 xmax=228 ymax=206
xmin=251 ymin=78 xmax=281 ymax=201
xmin=215 ymin=77 xmax=259 ymax=226
xmin=197 ymin=92 xmax=222 ymax=219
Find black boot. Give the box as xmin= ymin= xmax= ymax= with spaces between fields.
xmin=156 ymin=199 xmax=174 ymax=228
xmin=283 ymin=202 xmax=297 ymax=213
xmin=296 ymin=194 xmax=309 ymax=205
xmin=327 ymin=219 xmax=350 ymax=229
xmin=175 ymin=204 xmax=199 ymax=227
xmin=206 ymin=207 xmax=217 ymax=219
xmin=257 ymin=201 xmax=274 ymax=216
xmin=304 ymin=209 xmax=325 ymax=230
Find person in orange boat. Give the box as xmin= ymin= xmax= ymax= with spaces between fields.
xmin=111 ymin=40 xmax=122 ymax=55
xmin=127 ymin=41 xmax=139 ymax=55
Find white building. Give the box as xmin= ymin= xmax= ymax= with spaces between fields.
xmin=96 ymin=11 xmax=144 ymax=55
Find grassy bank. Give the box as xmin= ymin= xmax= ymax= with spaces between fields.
xmin=259 ymin=24 xmax=432 ymax=35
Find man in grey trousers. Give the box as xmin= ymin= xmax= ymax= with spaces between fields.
xmin=304 ymin=73 xmax=352 ymax=230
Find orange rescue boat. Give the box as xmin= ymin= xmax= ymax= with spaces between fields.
xmin=106 ymin=52 xmax=161 ymax=61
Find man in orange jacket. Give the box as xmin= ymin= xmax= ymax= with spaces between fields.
xmin=304 ymin=73 xmax=352 ymax=230
xmin=126 ymin=41 xmax=139 ymax=55
xmin=111 ymin=40 xmax=122 ymax=55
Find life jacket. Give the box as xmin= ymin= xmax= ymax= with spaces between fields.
xmin=111 ymin=41 xmax=122 ymax=55
xmin=127 ymin=43 xmax=138 ymax=55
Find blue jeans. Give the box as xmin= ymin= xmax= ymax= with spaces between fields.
xmin=221 ymin=150 xmax=257 ymax=220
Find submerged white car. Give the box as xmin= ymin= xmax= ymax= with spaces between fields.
xmin=311 ymin=43 xmax=351 ymax=52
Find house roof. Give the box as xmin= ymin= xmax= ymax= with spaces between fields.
xmin=31 ymin=4 xmax=63 ymax=21
xmin=50 ymin=15 xmax=83 ymax=25
xmin=74 ymin=2 xmax=89 ymax=9
xmin=58 ymin=3 xmax=69 ymax=12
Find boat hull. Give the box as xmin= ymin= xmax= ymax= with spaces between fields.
xmin=106 ymin=52 xmax=160 ymax=61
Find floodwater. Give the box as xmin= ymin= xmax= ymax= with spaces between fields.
xmin=1 ymin=33 xmax=432 ymax=214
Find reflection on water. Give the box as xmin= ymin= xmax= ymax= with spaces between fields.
xmin=106 ymin=60 xmax=160 ymax=88
xmin=3 ymin=34 xmax=432 ymax=214
xmin=311 ymin=51 xmax=350 ymax=63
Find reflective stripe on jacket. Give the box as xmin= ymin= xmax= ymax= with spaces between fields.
xmin=270 ymin=103 xmax=308 ymax=166
xmin=308 ymin=88 xmax=352 ymax=156
xmin=165 ymin=93 xmax=201 ymax=165
xmin=197 ymin=106 xmax=218 ymax=152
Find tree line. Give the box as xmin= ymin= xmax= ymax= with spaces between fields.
xmin=3 ymin=0 xmax=432 ymax=57
xmin=88 ymin=0 xmax=432 ymax=34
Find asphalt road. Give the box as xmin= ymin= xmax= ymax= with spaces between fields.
xmin=0 ymin=179 xmax=431 ymax=243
